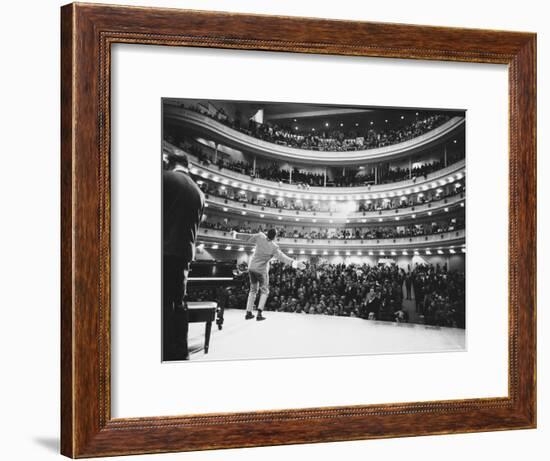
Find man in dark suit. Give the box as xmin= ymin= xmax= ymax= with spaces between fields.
xmin=162 ymin=153 xmax=204 ymax=361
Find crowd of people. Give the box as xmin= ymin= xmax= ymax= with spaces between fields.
xmin=185 ymin=103 xmax=452 ymax=153
xmin=200 ymin=216 xmax=464 ymax=241
xmin=188 ymin=261 xmax=465 ymax=328
xmin=198 ymin=148 xmax=456 ymax=188
xmin=196 ymin=177 xmax=464 ymax=213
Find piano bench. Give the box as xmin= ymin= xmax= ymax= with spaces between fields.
xmin=187 ymin=302 xmax=218 ymax=354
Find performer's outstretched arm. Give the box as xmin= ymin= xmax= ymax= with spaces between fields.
xmin=275 ymin=249 xmax=305 ymax=269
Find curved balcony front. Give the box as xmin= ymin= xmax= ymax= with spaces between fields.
xmin=185 ymin=151 xmax=465 ymax=199
xmin=197 ymin=228 xmax=466 ymax=252
xmin=203 ymin=190 xmax=465 ymax=223
xmin=165 ymin=105 xmax=465 ymax=165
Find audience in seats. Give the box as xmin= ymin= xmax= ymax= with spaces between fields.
xmin=188 ymin=261 xmax=465 ymax=328
xmin=200 ymin=216 xmax=465 ymax=241
xmin=184 ymin=103 xmax=452 ymax=152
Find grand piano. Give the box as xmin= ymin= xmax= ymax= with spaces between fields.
xmin=187 ymin=260 xmax=244 ymax=334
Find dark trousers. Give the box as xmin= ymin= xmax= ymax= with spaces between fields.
xmin=162 ymin=254 xmax=190 ymax=361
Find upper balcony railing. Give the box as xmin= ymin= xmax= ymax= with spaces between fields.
xmin=165 ymin=104 xmax=465 ymax=165
xmin=197 ymin=228 xmax=466 ymax=251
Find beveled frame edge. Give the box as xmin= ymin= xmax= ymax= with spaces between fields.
xmin=60 ymin=2 xmax=536 ymax=458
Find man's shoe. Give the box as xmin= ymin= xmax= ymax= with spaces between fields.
xmin=256 ymin=314 xmax=266 ymax=321
xmin=245 ymin=311 xmax=254 ymax=320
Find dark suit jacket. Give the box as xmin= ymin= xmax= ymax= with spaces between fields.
xmin=163 ymin=170 xmax=205 ymax=262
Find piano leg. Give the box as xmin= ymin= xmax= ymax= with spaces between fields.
xmin=216 ymin=287 xmax=227 ymax=330
xmin=204 ymin=320 xmax=212 ymax=353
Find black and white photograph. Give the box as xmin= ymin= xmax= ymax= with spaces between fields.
xmin=162 ymin=98 xmax=466 ymax=362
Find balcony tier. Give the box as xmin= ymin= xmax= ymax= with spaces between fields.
xmin=184 ymin=152 xmax=465 ymax=199
xmin=165 ymin=105 xmax=465 ymax=165
xmin=203 ymin=191 xmax=465 ymax=223
xmin=197 ymin=228 xmax=465 ymax=252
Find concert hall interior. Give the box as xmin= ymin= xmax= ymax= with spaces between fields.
xmin=162 ymin=98 xmax=466 ymax=362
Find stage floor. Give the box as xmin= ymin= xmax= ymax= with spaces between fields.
xmin=187 ymin=310 xmax=466 ymax=362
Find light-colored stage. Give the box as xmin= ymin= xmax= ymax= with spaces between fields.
xmin=188 ymin=309 xmax=465 ymax=362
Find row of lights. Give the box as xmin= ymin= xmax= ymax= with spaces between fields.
xmin=292 ymin=113 xmax=421 ymax=131
xmin=199 ymin=243 xmax=465 ymax=256
xmin=191 ymin=168 xmax=464 ymax=201
xmin=205 ymin=202 xmax=463 ymax=223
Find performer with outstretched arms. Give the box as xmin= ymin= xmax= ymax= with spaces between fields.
xmin=233 ymin=228 xmax=304 ymax=321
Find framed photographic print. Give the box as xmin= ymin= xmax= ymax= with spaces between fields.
xmin=61 ymin=2 xmax=536 ymax=458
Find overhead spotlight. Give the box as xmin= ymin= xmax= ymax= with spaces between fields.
xmin=260 ymin=214 xmax=265 ymax=218
xmin=197 ymin=243 xmax=205 ymax=251
xmin=204 ymin=203 xmax=209 ymax=208
xmin=238 ymin=247 xmax=245 ymax=252
xmin=460 ymin=203 xmax=465 ymax=207
xmin=334 ymin=251 xmax=340 ymax=255
xmin=295 ymin=218 xmax=300 ymax=222
xmin=412 ymin=214 xmax=416 ymax=218
xmin=311 ymin=250 xmax=317 ymax=255
xmin=437 ymin=250 xmax=444 ymax=255
xmin=378 ymin=218 xmax=383 ymax=222
xmin=425 ymin=250 xmax=432 ymax=255
xmin=461 ymin=248 xmax=466 ymax=253
xmin=346 ymin=219 xmax=350 ymax=223
xmin=300 ymin=250 xmax=305 ymax=255
xmin=329 ymin=219 xmax=334 ymax=223
xmin=400 ymin=115 xmax=404 ymax=119
xmin=384 ymin=119 xmax=388 ymax=123
xmin=428 ymin=211 xmax=432 ymax=216
xmin=361 ymin=219 xmax=367 ymax=223
xmin=211 ymin=244 xmax=219 ymax=250
xmin=278 ymin=216 xmax=282 ymax=220
xmin=357 ymin=251 xmax=362 ymax=256
xmin=295 ymin=126 xmax=298 ymax=130
xmin=415 ymin=112 xmax=419 ymax=116
xmin=288 ymin=249 xmax=294 ymax=254
xmin=241 ymin=211 xmax=247 ymax=215
xmin=323 ymin=250 xmax=329 ymax=255
xmin=293 ymin=118 xmax=297 ymax=122
xmin=453 ymin=140 xmax=458 ymax=143
xmin=414 ymin=250 xmax=419 ymax=256
xmin=402 ymin=251 xmax=408 ymax=255
xmin=355 ymin=122 xmax=359 ymax=127
xmin=444 ymin=207 xmax=449 ymax=212
xmin=370 ymin=121 xmax=374 ymax=125
xmin=225 ymin=245 xmax=232 ymax=250
xmin=312 ymin=219 xmax=317 ymax=223
xmin=379 ymin=251 xmax=385 ymax=255
xmin=395 ymin=217 xmax=400 ymax=221
xmin=449 ymin=249 xmax=456 ymax=254
xmin=340 ymin=123 xmax=344 ymax=127
xmin=391 ymin=251 xmax=397 ymax=256
xmin=345 ymin=251 xmax=351 ymax=256
xmin=368 ymin=251 xmax=374 ymax=256
xmin=325 ymin=122 xmax=329 ymax=127
xmin=312 ymin=128 xmax=315 ymax=132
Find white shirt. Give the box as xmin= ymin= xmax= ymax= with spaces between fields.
xmin=240 ymin=232 xmax=294 ymax=273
